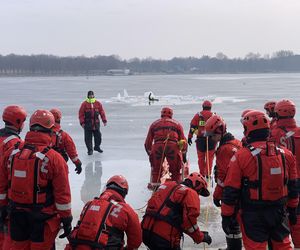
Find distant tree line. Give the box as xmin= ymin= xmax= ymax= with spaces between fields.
xmin=0 ymin=50 xmax=300 ymax=76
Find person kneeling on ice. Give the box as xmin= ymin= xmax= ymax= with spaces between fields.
xmin=221 ymin=110 xmax=298 ymax=250
xmin=65 ymin=175 xmax=142 ymax=250
xmin=50 ymin=108 xmax=82 ymax=174
xmin=205 ymin=115 xmax=242 ymax=250
xmin=141 ymin=172 xmax=212 ymax=250
xmin=144 ymin=107 xmax=187 ymax=189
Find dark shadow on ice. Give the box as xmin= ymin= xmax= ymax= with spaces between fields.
xmin=80 ymin=160 xmax=103 ymax=204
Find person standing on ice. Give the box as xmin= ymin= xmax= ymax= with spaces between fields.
xmin=65 ymin=175 xmax=142 ymax=250
xmin=50 ymin=108 xmax=82 ymax=174
xmin=221 ymin=110 xmax=298 ymax=250
xmin=188 ymin=100 xmax=216 ymax=178
xmin=205 ymin=115 xmax=242 ymax=250
xmin=270 ymin=99 xmax=300 ymax=249
xmin=79 ymin=90 xmax=107 ymax=155
xmin=0 ymin=105 xmax=27 ymax=250
xmin=141 ymin=172 xmax=212 ymax=249
xmin=144 ymin=107 xmax=187 ymax=189
xmin=264 ymin=100 xmax=277 ymax=130
xmin=0 ymin=110 xmax=73 ymax=250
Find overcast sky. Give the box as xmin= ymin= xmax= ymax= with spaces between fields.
xmin=1 ymin=0 xmax=300 ymax=59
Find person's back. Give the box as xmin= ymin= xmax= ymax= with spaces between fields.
xmin=204 ymin=115 xmax=243 ymax=250
xmin=145 ymin=117 xmax=184 ymax=147
xmin=144 ymin=107 xmax=187 ymax=186
xmin=66 ymin=175 xmax=142 ymax=250
xmin=270 ymin=99 xmax=300 ymax=248
xmin=214 ymin=133 xmax=242 ymax=201
xmin=0 ymin=110 xmax=72 ymax=250
xmin=142 ymin=173 xmax=212 ymax=250
xmin=188 ymin=100 xmax=216 ymax=177
xmin=221 ymin=110 xmax=298 ymax=250
xmin=50 ymin=108 xmax=82 ymax=174
xmin=0 ymin=105 xmax=27 ymax=250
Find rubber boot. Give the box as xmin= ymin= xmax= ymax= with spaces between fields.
xmin=218 ymin=237 xmax=242 ymax=250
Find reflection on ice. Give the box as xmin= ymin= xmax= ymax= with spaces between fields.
xmin=80 ymin=160 xmax=103 ymax=204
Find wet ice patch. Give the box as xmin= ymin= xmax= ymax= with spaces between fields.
xmin=105 ymin=90 xmax=246 ymax=106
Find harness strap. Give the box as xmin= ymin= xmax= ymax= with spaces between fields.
xmin=279 ymin=126 xmax=296 ymax=154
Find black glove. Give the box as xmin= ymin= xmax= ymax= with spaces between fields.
xmin=222 ymin=215 xmax=235 ymax=235
xmin=188 ymin=138 xmax=193 ymax=146
xmin=202 ymin=231 xmax=212 ymax=245
xmin=288 ymin=207 xmax=298 ymax=225
xmin=0 ymin=206 xmax=8 ymax=224
xmin=59 ymin=216 xmax=73 ymax=238
xmin=213 ymin=199 xmax=221 ymax=207
xmin=74 ymin=160 xmax=82 ymax=175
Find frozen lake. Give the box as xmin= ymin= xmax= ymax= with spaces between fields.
xmin=1 ymin=73 xmax=300 ymax=249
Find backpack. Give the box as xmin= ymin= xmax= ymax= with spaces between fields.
xmin=69 ymin=198 xmax=124 ymax=248
xmin=242 ymin=142 xmax=288 ymax=206
xmin=8 ymin=144 xmax=53 ymax=208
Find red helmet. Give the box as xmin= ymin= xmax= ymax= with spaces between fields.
xmin=161 ymin=107 xmax=173 ymax=118
xmin=202 ymin=100 xmax=212 ymax=109
xmin=242 ymin=110 xmax=270 ymax=137
xmin=264 ymin=101 xmax=276 ymax=113
xmin=275 ymin=99 xmax=296 ymax=118
xmin=106 ymin=175 xmax=129 ymax=191
xmin=240 ymin=109 xmax=255 ymax=123
xmin=205 ymin=115 xmax=226 ymax=136
xmin=29 ymin=110 xmax=55 ymax=129
xmin=185 ymin=172 xmax=210 ymax=197
xmin=50 ymin=108 xmax=62 ymax=123
xmin=2 ymin=105 xmax=27 ymax=131
xmin=241 ymin=109 xmax=255 ymax=118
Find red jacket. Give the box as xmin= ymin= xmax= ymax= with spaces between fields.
xmin=0 ymin=131 xmax=72 ymax=219
xmin=67 ymin=189 xmax=142 ymax=250
xmin=52 ymin=124 xmax=80 ymax=164
xmin=213 ymin=133 xmax=242 ymax=200
xmin=270 ymin=118 xmax=300 ymax=176
xmin=188 ymin=110 xmax=214 ymax=138
xmin=79 ymin=99 xmax=107 ymax=130
xmin=144 ymin=118 xmax=187 ymax=155
xmin=221 ymin=140 xmax=299 ymax=217
xmin=0 ymin=128 xmax=23 ymax=207
xmin=0 ymin=128 xmax=22 ymax=157
xmin=142 ymin=181 xmax=205 ymax=247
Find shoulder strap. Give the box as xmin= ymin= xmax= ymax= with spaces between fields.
xmin=3 ymin=135 xmax=18 ymax=145
xmin=95 ymin=202 xmax=114 ymax=242
xmin=152 ymin=184 xmax=180 ymax=218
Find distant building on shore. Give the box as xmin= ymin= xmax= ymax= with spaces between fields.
xmin=107 ymin=69 xmax=131 ymax=75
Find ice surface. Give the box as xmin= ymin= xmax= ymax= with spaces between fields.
xmin=1 ymin=73 xmax=300 ymax=249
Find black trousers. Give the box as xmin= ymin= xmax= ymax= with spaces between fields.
xmin=84 ymin=128 xmax=102 ymax=152
xmin=241 ymin=206 xmax=290 ymax=243
xmin=142 ymin=230 xmax=181 ymax=250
